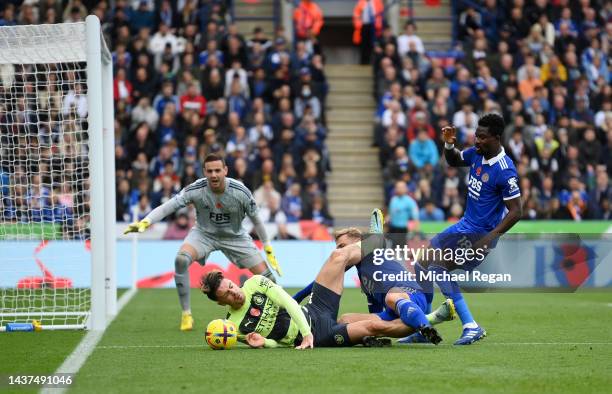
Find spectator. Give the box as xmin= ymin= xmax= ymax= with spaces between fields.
xmin=113 ymin=68 xmax=133 ymax=103
xmin=131 ymin=96 xmax=159 ymax=130
xmin=281 ymin=183 xmax=303 ymax=223
xmin=352 ymin=0 xmax=384 ymax=64
xmin=303 ymin=195 xmax=333 ymax=227
xmin=588 ymin=170 xmax=612 ymax=219
xmin=163 ymin=211 xmax=192 ymax=240
xmin=131 ymin=193 xmax=152 ymax=221
xmin=409 ymin=129 xmax=439 ymax=169
xmin=388 ymin=181 xmax=419 ymax=245
xmin=293 ymin=0 xmax=324 ymax=41
xmin=578 ymin=128 xmax=601 ymax=169
xmin=179 ymin=81 xmax=206 ymax=117
xmin=397 ymin=21 xmax=424 ymax=56
xmin=153 ymin=81 xmax=179 ymax=115
xmin=419 ymin=199 xmax=445 ymax=221
xmin=294 ymin=83 xmax=322 ymax=121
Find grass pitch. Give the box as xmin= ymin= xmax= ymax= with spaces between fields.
xmin=1 ymin=288 xmax=611 ymax=393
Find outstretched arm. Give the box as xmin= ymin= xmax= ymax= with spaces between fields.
xmin=442 ymin=125 xmax=468 ymax=167
xmin=241 ymin=333 xmax=279 ymax=349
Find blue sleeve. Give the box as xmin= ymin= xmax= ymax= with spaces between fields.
xmin=292 ymin=281 xmax=314 ymax=303
xmin=460 ymin=146 xmax=477 ymax=165
xmin=498 ymin=166 xmax=521 ymax=201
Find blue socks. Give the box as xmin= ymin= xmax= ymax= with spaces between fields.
xmin=395 ymin=298 xmax=430 ymax=328
xmin=428 ymin=265 xmax=476 ymax=327
xmin=293 ymin=281 xmax=314 ymax=303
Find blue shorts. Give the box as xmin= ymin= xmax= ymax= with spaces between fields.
xmin=429 ymin=220 xmax=490 ymax=271
xmin=375 ymin=292 xmax=428 ymax=321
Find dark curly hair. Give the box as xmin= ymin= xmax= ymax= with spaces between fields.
xmin=200 ymin=270 xmax=224 ymax=301
xmin=478 ymin=113 xmax=506 ymax=137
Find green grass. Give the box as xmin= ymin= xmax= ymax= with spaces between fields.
xmin=0 ymin=289 xmax=126 ymax=394
xmin=2 ymin=289 xmax=611 ymax=393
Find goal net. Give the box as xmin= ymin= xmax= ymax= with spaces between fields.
xmin=0 ymin=18 xmax=114 ymax=331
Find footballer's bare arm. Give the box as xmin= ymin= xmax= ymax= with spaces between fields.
xmin=442 ymin=125 xmax=467 ymax=167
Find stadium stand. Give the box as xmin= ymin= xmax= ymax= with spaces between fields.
xmin=0 ymin=0 xmax=334 ymax=239
xmin=376 ymin=0 xmax=611 ymax=225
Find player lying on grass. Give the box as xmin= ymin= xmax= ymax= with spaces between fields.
xmin=403 ymin=114 xmax=523 ymax=345
xmin=200 ymin=232 xmax=447 ymax=349
xmin=124 ymin=153 xmax=282 ymax=331
xmin=292 ymin=210 xmax=455 ymax=344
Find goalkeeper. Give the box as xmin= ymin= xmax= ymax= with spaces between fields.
xmin=200 ymin=233 xmax=443 ymax=349
xmin=124 ymin=153 xmax=282 ymax=331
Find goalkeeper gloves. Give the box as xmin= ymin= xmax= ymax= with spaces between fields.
xmin=123 ymin=218 xmax=151 ymax=234
xmin=264 ymin=243 xmax=283 ymax=277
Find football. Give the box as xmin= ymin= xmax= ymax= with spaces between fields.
xmin=205 ymin=319 xmax=238 ymax=350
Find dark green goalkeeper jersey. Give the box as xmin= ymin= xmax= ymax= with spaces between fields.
xmin=226 ymin=276 xmax=311 ymax=348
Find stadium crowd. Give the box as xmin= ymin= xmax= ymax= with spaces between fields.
xmin=375 ymin=0 xmax=611 ymax=230
xmin=0 ymin=0 xmax=333 ymax=238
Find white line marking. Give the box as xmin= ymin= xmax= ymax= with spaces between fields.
xmin=92 ymin=342 xmax=612 ymax=350
xmin=98 ymin=344 xmax=203 ymax=349
xmin=40 ymin=288 xmax=138 ymax=394
xmin=479 ymin=342 xmax=612 ymax=346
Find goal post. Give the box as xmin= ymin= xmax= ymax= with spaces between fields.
xmin=0 ymin=16 xmax=115 ymax=331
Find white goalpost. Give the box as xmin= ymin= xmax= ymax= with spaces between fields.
xmin=0 ymin=16 xmax=115 ymax=331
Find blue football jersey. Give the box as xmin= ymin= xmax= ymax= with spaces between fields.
xmin=356 ymin=254 xmax=421 ymax=313
xmin=460 ymin=146 xmax=521 ymax=232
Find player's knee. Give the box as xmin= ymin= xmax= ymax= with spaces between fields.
xmin=385 ymin=292 xmax=408 ymax=311
xmin=329 ymin=249 xmax=349 ymax=266
xmin=175 ymin=251 xmax=193 ymax=274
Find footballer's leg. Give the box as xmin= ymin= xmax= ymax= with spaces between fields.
xmin=338 ymin=313 xmax=381 ymax=324
xmin=340 ymin=299 xmax=455 ymax=326
xmin=175 ymin=243 xmax=197 ymax=331
xmin=314 ymin=243 xmax=361 ymax=295
xmin=178 ymin=229 xmax=214 ymax=331
xmin=346 ymin=319 xmax=413 ymax=344
xmin=219 ymin=237 xmax=276 ymax=282
xmin=384 ymin=289 xmax=442 ymax=344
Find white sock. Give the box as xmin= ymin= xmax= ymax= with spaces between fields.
xmin=183 ymin=309 xmax=191 ymax=315
xmin=463 ymin=322 xmax=478 ymax=329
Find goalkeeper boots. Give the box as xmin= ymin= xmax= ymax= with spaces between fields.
xmin=180 ymin=311 xmax=194 ymax=331
xmin=369 ymin=209 xmax=384 ymax=234
xmin=454 ymin=326 xmax=486 ymax=345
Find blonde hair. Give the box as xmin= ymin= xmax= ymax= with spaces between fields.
xmin=333 ymin=227 xmax=362 ymax=241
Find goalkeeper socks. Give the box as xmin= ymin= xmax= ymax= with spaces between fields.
xmin=293 ymin=281 xmax=314 ymax=303
xmin=174 ymin=271 xmax=191 ymax=311
xmin=428 ymin=265 xmax=476 ymax=327
xmin=174 ymin=252 xmax=193 ymax=311
xmin=395 ymin=298 xmax=430 ymax=329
